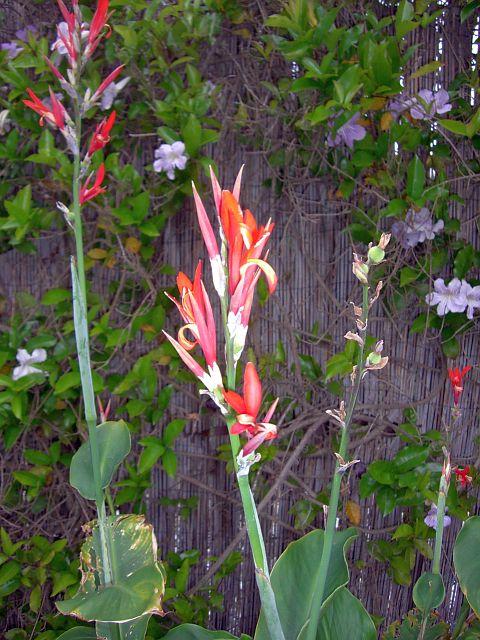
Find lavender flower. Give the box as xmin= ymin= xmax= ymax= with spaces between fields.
xmin=392 ymin=207 xmax=444 ymax=248
xmin=461 ymin=281 xmax=480 ymax=320
xmin=327 ymin=113 xmax=366 ymax=149
xmin=387 ymin=94 xmax=415 ymax=120
xmin=12 ymin=348 xmax=47 ymax=380
xmin=15 ymin=25 xmax=37 ymax=41
xmin=410 ymin=89 xmax=452 ymax=120
xmin=1 ymin=42 xmax=23 ymax=59
xmin=424 ymin=504 xmax=451 ymax=530
xmin=425 ymin=278 xmax=467 ymax=316
xmin=100 ymin=76 xmax=130 ymax=110
xmin=153 ymin=141 xmax=188 ymax=180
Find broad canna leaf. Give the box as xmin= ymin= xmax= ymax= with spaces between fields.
xmin=162 ymin=624 xmax=238 ymax=639
xmin=96 ymin=614 xmax=151 ymax=640
xmin=55 ymin=628 xmax=97 ymax=640
xmin=254 ymin=528 xmax=356 ymax=640
xmin=413 ymin=572 xmax=445 ymax=613
xmin=69 ymin=420 xmax=131 ymax=500
xmin=454 ymin=516 xmax=480 ymax=617
xmin=57 ymin=514 xmax=165 ymax=623
xmin=314 ymin=587 xmax=377 ymax=640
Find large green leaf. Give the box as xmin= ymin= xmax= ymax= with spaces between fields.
xmin=162 ymin=624 xmax=238 ymax=639
xmin=56 ymin=628 xmax=97 ymax=640
xmin=57 ymin=515 xmax=165 ymax=623
xmin=454 ymin=516 xmax=480 ymax=616
xmin=413 ymin=572 xmax=445 ymax=612
xmin=254 ymin=528 xmax=356 ymax=640
xmin=406 ymin=155 xmax=425 ymax=201
xmin=69 ymin=421 xmax=131 ymax=500
xmin=96 ymin=614 xmax=151 ymax=640
xmin=316 ymin=587 xmax=377 ymax=640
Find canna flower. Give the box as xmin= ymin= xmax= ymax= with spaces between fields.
xmin=23 ymin=88 xmax=67 ymax=129
xmin=223 ymin=362 xmax=278 ymax=455
xmin=165 ymin=262 xmax=217 ymax=368
xmin=13 ymin=348 xmax=47 ymax=380
xmin=448 ymin=365 xmax=471 ymax=406
xmin=454 ymin=465 xmax=472 ymax=488
xmin=424 ymin=504 xmax=451 ymax=530
xmin=85 ymin=0 xmax=109 ymax=59
xmin=79 ymin=163 xmax=106 ymax=204
xmin=87 ymin=111 xmax=116 ymax=156
xmin=90 ymin=65 xmax=126 ymax=105
xmin=51 ymin=20 xmax=89 ymax=59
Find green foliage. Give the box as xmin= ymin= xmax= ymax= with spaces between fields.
xmin=454 ymin=516 xmax=480 ymax=618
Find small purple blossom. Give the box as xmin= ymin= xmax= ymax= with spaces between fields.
xmin=153 ymin=141 xmax=188 ymax=180
xmin=100 ymin=76 xmax=130 ymax=110
xmin=387 ymin=95 xmax=415 ymax=120
xmin=327 ymin=113 xmax=366 ymax=149
xmin=426 ymin=278 xmax=467 ymax=316
xmin=410 ymin=89 xmax=452 ymax=120
xmin=1 ymin=42 xmax=23 ymax=59
xmin=15 ymin=25 xmax=37 ymax=41
xmin=461 ymin=281 xmax=480 ymax=320
xmin=392 ymin=208 xmax=444 ymax=248
xmin=424 ymin=504 xmax=451 ymax=530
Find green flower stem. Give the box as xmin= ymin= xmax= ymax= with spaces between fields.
xmin=220 ymin=293 xmax=285 ymax=640
xmin=71 ymin=91 xmax=113 ymax=587
xmin=432 ymin=457 xmax=450 ymax=576
xmin=305 ymin=284 xmax=369 ymax=640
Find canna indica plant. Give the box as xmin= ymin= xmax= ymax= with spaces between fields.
xmin=23 ymin=2 xmax=165 ymax=639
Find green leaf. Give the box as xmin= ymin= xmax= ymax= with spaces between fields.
xmin=164 ymin=419 xmax=186 ymax=446
xmin=406 ymin=155 xmax=425 ymax=200
xmin=400 ymin=266 xmax=420 ymax=287
xmin=393 ymin=445 xmax=429 ymax=473
xmin=70 ymin=421 xmax=131 ymax=500
xmin=182 ymin=114 xmax=202 ymax=156
xmin=57 ymin=515 xmax=165 ymax=622
xmin=55 ymin=628 xmax=97 ymax=640
xmin=54 ymin=370 xmax=81 ymax=395
xmin=461 ymin=1 xmax=480 ymax=23
xmin=368 ymin=461 xmax=395 ymax=485
xmin=96 ymin=615 xmax=151 ymax=640
xmin=410 ymin=62 xmax=443 ymax=79
xmin=454 ymin=516 xmax=480 ymax=616
xmin=254 ymin=528 xmax=357 ymax=639
xmin=454 ymin=245 xmax=474 ymax=279
xmin=413 ymin=572 xmax=445 ymax=612
xmin=325 ymin=353 xmax=353 ymax=380
xmin=41 ymin=288 xmax=71 ymax=305
xmin=437 ymin=119 xmax=468 ymax=136
xmin=162 ymin=625 xmax=237 ymax=639
xmin=316 ymin=587 xmax=376 ymax=640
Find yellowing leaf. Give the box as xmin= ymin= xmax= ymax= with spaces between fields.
xmin=381 ymin=112 xmax=394 ymax=131
xmin=346 ymin=500 xmax=361 ymax=526
xmin=87 ymin=248 xmax=107 ymax=260
xmin=141 ymin=324 xmax=156 ymax=334
xmin=125 ymin=237 xmax=141 ymax=254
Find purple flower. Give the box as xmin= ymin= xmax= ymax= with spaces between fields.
xmin=388 ymin=95 xmax=415 ymax=120
xmin=461 ymin=281 xmax=480 ymax=320
xmin=425 ymin=278 xmax=467 ymax=316
xmin=327 ymin=113 xmax=366 ymax=149
xmin=1 ymin=42 xmax=23 ymax=58
xmin=424 ymin=504 xmax=451 ymax=530
xmin=392 ymin=207 xmax=444 ymax=248
xmin=410 ymin=89 xmax=452 ymax=120
xmin=15 ymin=25 xmax=37 ymax=41
xmin=153 ymin=141 xmax=188 ymax=180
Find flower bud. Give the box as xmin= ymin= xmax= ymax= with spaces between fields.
xmin=367 ymin=245 xmax=385 ymax=264
xmin=352 ymin=254 xmax=369 ymax=284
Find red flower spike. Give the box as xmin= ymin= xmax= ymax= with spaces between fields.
xmin=87 ymin=111 xmax=116 ymax=156
xmin=23 ymin=88 xmax=66 ymax=129
xmin=80 ymin=163 xmax=106 ymax=204
xmin=92 ymin=64 xmax=125 ymax=101
xmin=44 ymin=56 xmax=67 ymax=84
xmin=85 ymin=0 xmax=111 ymax=58
xmin=165 ymin=261 xmax=218 ymax=368
xmin=55 ymin=0 xmax=79 ymax=63
xmin=223 ymin=361 xmax=279 ymax=455
xmin=448 ymin=366 xmax=472 ymax=406
xmin=454 ymin=466 xmax=472 ymax=488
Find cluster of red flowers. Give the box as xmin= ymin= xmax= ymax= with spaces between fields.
xmin=23 ymin=0 xmax=122 ymax=206
xmin=164 ymin=168 xmax=279 ymax=456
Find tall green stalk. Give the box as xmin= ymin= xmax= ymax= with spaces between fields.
xmin=70 ymin=90 xmax=112 ymax=587
xmin=221 ymin=300 xmax=285 ymax=640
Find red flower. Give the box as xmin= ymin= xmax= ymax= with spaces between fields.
xmin=23 ymin=88 xmax=66 ymax=129
xmin=80 ymin=163 xmax=106 ymax=204
xmin=92 ymin=65 xmax=125 ymax=102
xmin=448 ymin=366 xmax=471 ymax=406
xmin=85 ymin=0 xmax=110 ymax=58
xmin=454 ymin=466 xmax=472 ymax=488
xmin=165 ymin=261 xmax=217 ymax=368
xmin=87 ymin=111 xmax=116 ymax=156
xmin=55 ymin=0 xmax=79 ymax=64
xmin=223 ymin=362 xmax=278 ymax=455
